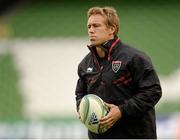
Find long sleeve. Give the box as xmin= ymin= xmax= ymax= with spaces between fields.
xmin=75 ymin=65 xmax=87 ymax=111
xmin=119 ymin=53 xmax=162 ymax=117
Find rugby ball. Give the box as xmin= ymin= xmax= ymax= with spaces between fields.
xmin=79 ymin=94 xmax=109 ymax=134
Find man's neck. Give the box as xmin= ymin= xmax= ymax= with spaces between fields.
xmin=95 ymin=35 xmax=116 ymax=58
xmin=96 ymin=47 xmax=105 ymax=58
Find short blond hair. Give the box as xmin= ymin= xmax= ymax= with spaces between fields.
xmin=87 ymin=6 xmax=120 ymax=35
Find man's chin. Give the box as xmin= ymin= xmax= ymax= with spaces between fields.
xmin=90 ymin=41 xmax=101 ymax=47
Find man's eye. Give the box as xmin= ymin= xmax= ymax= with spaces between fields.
xmin=94 ymin=24 xmax=101 ymax=28
xmin=94 ymin=24 xmax=99 ymax=27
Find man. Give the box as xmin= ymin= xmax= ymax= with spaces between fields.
xmin=75 ymin=6 xmax=162 ymax=139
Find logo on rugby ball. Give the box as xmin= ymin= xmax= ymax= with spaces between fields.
xmin=89 ymin=112 xmax=98 ymax=125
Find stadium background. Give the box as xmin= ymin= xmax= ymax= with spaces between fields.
xmin=0 ymin=0 xmax=180 ymax=138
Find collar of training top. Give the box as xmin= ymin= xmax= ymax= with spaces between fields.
xmin=102 ymin=35 xmax=119 ymax=51
xmin=87 ymin=35 xmax=121 ymax=60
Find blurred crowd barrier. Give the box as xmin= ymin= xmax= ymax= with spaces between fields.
xmin=0 ymin=113 xmax=179 ymax=139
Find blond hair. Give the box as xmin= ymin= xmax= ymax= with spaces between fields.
xmin=87 ymin=6 xmax=120 ymax=35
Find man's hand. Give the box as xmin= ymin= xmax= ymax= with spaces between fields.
xmin=100 ymin=103 xmax=122 ymax=129
xmin=77 ymin=112 xmax=82 ymax=122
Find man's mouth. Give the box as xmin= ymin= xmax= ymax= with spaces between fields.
xmin=90 ymin=36 xmax=96 ymax=41
xmin=90 ymin=38 xmax=95 ymax=41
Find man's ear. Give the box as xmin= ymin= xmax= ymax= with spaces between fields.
xmin=109 ymin=25 xmax=116 ymax=35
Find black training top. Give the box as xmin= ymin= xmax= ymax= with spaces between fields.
xmin=75 ymin=36 xmax=162 ymax=139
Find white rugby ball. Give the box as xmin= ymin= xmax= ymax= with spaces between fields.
xmin=79 ymin=94 xmax=109 ymax=134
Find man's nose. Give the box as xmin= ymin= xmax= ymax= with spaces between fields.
xmin=88 ymin=27 xmax=94 ymax=33
xmin=89 ymin=30 xmax=93 ymax=34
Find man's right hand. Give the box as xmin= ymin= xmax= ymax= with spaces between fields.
xmin=77 ymin=112 xmax=82 ymax=122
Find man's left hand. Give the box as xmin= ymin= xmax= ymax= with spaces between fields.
xmin=99 ymin=103 xmax=122 ymax=129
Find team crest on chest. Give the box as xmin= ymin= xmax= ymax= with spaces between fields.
xmin=112 ymin=61 xmax=122 ymax=73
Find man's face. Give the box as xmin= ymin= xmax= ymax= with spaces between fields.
xmin=87 ymin=14 xmax=114 ymax=46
